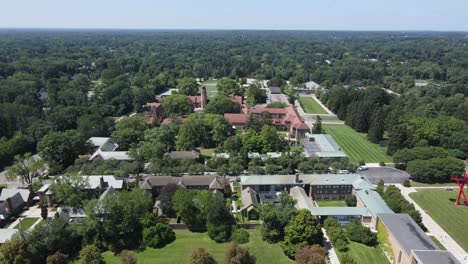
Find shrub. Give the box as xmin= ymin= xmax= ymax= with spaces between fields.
xmin=345 ymin=195 xmax=357 ymax=207
xmin=79 ymin=245 xmax=103 ymax=264
xmin=359 ymin=160 xmax=366 ymax=166
xmin=403 ymin=179 xmax=411 ymax=187
xmin=143 ymin=223 xmax=176 ymax=248
xmin=295 ymin=245 xmax=327 ymax=264
xmin=379 ymin=161 xmax=386 ymax=166
xmin=232 ymin=229 xmax=250 ymax=244
xmin=224 ymin=243 xmax=256 ymax=264
xmin=333 ymin=238 xmax=348 ymax=252
xmin=120 ymin=250 xmax=137 ymax=264
xmin=189 ymin=248 xmax=217 ymax=264
xmin=46 ymin=252 xmax=68 ymax=264
xmin=341 ymin=253 xmax=357 ymax=264
xmin=345 ymin=220 xmax=377 ymax=246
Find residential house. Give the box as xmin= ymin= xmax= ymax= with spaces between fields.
xmin=141 ymin=175 xmax=226 ymax=196
xmin=240 ymin=187 xmax=259 ymax=220
xmin=87 ymin=137 xmax=133 ymax=161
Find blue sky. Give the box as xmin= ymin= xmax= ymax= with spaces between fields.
xmin=1 ymin=0 xmax=467 ymax=31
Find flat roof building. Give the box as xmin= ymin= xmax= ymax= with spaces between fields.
xmin=301 ymin=133 xmax=347 ymax=158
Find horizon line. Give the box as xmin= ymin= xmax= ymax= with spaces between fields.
xmin=0 ymin=27 xmax=468 ymax=33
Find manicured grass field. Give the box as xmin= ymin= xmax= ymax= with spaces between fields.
xmin=410 ymin=181 xmax=458 ymax=188
xmin=102 ymin=229 xmax=292 ymax=264
xmin=316 ymin=200 xmax=347 ymax=207
xmin=338 ymin=242 xmax=389 ymax=264
xmin=299 ymin=97 xmax=328 ymax=114
xmin=318 ymin=115 xmax=340 ymax=121
xmin=14 ymin=217 xmax=39 ymax=230
xmin=323 ymin=124 xmax=392 ymax=163
xmin=202 ymin=80 xmax=218 ymax=99
xmin=410 ymin=189 xmax=468 ymax=251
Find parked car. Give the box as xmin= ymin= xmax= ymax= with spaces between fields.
xmin=358 ymin=165 xmax=369 ymax=171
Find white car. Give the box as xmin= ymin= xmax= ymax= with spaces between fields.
xmin=358 ymin=165 xmax=369 ymax=171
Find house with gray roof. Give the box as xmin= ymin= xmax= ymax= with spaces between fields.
xmin=377 ymin=213 xmax=460 ymax=264
xmin=301 ymin=133 xmax=347 ymax=159
xmin=88 ymin=137 xmax=133 ymax=161
xmin=164 ymin=150 xmax=200 ymax=160
xmin=141 ymin=176 xmax=225 ymax=195
xmin=240 ymin=187 xmax=259 ymax=220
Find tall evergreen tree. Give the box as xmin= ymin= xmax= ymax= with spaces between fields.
xmin=367 ymin=107 xmax=385 ymax=143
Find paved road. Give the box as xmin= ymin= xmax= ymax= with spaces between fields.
xmin=395 ymin=184 xmax=468 ymax=263
xmin=358 ymin=167 xmax=409 ymax=184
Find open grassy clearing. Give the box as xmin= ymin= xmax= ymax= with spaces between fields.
xmin=102 ymin=229 xmax=292 ymax=264
xmin=317 ymin=115 xmax=340 ymax=121
xmin=202 ymin=80 xmax=218 ymax=99
xmin=323 ymin=124 xmax=392 ymax=163
xmin=316 ymin=200 xmax=347 ymax=207
xmin=198 ymin=147 xmax=215 ymax=158
xmin=14 ymin=217 xmax=39 ymax=230
xmin=299 ymin=97 xmax=328 ymax=114
xmin=409 ymin=189 xmax=468 ymax=251
xmin=337 ymin=241 xmax=389 ymax=264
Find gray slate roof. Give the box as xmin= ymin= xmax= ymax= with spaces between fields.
xmin=412 ymin=250 xmax=460 ymax=264
xmin=290 ymin=186 xmax=314 ymax=211
xmin=378 ymin=213 xmax=438 ymax=255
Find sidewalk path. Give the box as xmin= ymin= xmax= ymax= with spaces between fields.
xmin=322 ymin=228 xmax=340 ymax=264
xmin=395 ymin=184 xmax=468 ymax=263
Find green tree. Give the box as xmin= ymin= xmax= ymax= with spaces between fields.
xmin=367 ymin=107 xmax=385 ymax=143
xmin=77 ymin=113 xmax=114 ymax=139
xmin=312 ymin=115 xmax=322 ymax=134
xmin=345 ymin=195 xmax=357 ymax=207
xmin=177 ymin=77 xmax=199 ymax=96
xmin=79 ymin=245 xmax=103 ymax=264
xmin=189 ymin=248 xmax=217 ymax=264
xmin=206 ymin=193 xmax=234 ymax=243
xmin=84 ymin=189 xmax=153 ymax=253
xmin=0 ymin=239 xmax=33 ymax=264
xmin=232 ymin=229 xmax=250 ymax=244
xmin=162 ymin=94 xmax=193 ymax=116
xmin=5 ymin=152 xmax=45 ymax=186
xmin=295 ymin=245 xmax=327 ymax=264
xmin=259 ymin=192 xmax=296 ymax=243
xmin=38 ymin=130 xmax=89 ymax=173
xmin=51 ymin=175 xmax=90 ymax=207
xmin=172 ymin=189 xmax=206 ymax=230
xmin=345 ymin=220 xmax=376 ymax=246
xmin=246 ymin=84 xmax=266 ymax=106
xmin=376 ymin=180 xmax=385 ymax=195
xmin=224 ymin=243 xmax=256 ymax=264
xmin=217 ymin=78 xmax=243 ymax=95
xmin=143 ymin=223 xmax=176 ymax=248
xmin=204 ymin=95 xmax=241 ymax=114
xmin=111 ymin=116 xmax=147 ymax=150
xmin=281 ymin=209 xmax=323 ymax=258
xmin=340 ymin=254 xmax=357 ymax=264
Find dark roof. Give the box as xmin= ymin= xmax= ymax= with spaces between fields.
xmin=412 ymin=250 xmax=460 ymax=264
xmin=378 ymin=213 xmax=438 ymax=255
xmin=165 ymin=150 xmax=200 ymax=159
xmin=241 ymin=187 xmax=258 ymax=211
xmin=142 ymin=176 xmax=224 ymax=190
xmin=268 ymin=87 xmax=281 ymax=94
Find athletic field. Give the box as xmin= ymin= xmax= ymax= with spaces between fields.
xmin=323 ymin=124 xmax=392 ymax=163
xmin=299 ymin=97 xmax=328 ymax=114
xmin=202 ymin=80 xmax=218 ymax=99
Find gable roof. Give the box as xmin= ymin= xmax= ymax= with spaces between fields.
xmin=290 ymin=186 xmax=314 ymax=211
xmin=0 ymin=189 xmax=30 ymax=203
xmin=94 ymin=151 xmax=133 ymax=161
xmin=142 ymin=176 xmax=224 ymax=190
xmin=81 ymin=175 xmax=124 ymax=190
xmin=165 ymin=151 xmax=200 ymax=159
xmin=378 ymin=213 xmax=438 ymax=255
xmin=241 ymin=187 xmax=258 ymax=211
xmin=224 ymin=113 xmax=250 ymax=124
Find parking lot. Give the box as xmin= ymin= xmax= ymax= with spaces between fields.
xmin=358 ymin=167 xmax=410 ymax=184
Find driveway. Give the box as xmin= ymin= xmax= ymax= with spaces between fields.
xmin=358 ymin=167 xmax=409 ymax=184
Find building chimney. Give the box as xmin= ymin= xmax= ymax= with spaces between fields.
xmin=5 ymin=197 xmax=13 ymax=214
xmin=201 ymin=86 xmax=207 ymax=109
xmin=100 ymin=176 xmax=105 ymax=190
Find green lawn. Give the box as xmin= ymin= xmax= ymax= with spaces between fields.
xmin=318 ymin=115 xmax=340 ymax=121
xmin=429 ymin=236 xmax=446 ymax=250
xmin=299 ymin=97 xmax=328 ymax=114
xmin=323 ymin=124 xmax=392 ymax=163
xmin=338 ymin=242 xmax=389 ymax=264
xmin=316 ymin=200 xmax=347 ymax=207
xmin=198 ymin=147 xmax=216 ymax=158
xmin=14 ymin=218 xmax=39 ymax=230
xmin=202 ymin=80 xmax=218 ymax=99
xmin=102 ymin=229 xmax=292 ymax=264
xmin=410 ymin=181 xmax=459 ymax=188
xmin=410 ymin=189 xmax=468 ymax=251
